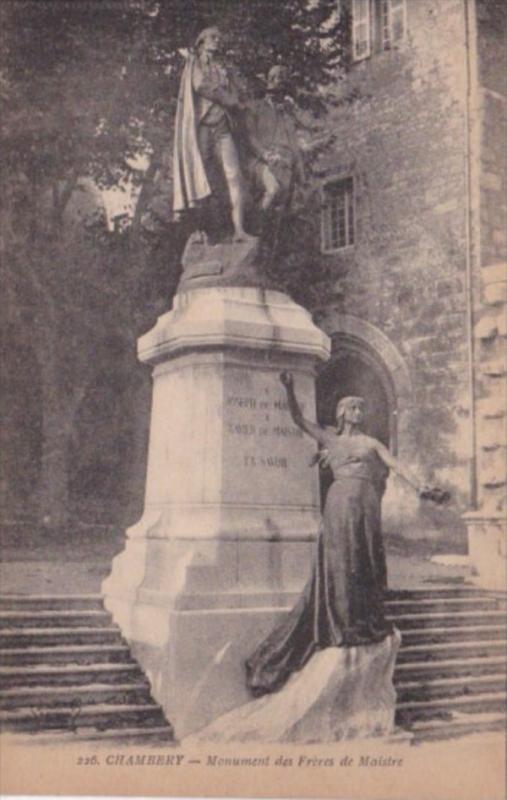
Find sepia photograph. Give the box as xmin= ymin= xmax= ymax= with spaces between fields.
xmin=0 ymin=1 xmax=505 ymax=798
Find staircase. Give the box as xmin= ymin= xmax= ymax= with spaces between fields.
xmin=0 ymin=587 xmax=505 ymax=745
xmin=386 ymin=587 xmax=507 ymax=741
xmin=0 ymin=594 xmax=174 ymax=744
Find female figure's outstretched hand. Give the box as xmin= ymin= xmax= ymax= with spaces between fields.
xmin=418 ymin=485 xmax=451 ymax=505
xmin=373 ymin=442 xmax=451 ymax=504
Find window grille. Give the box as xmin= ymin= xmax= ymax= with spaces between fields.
xmin=381 ymin=0 xmax=406 ymax=50
xmin=352 ymin=0 xmax=406 ymax=60
xmin=352 ymin=0 xmax=372 ymax=61
xmin=321 ymin=178 xmax=355 ymax=252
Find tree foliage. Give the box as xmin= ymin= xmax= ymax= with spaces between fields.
xmin=1 ymin=0 xmax=350 ymax=528
xmin=2 ymin=0 xmax=347 ymax=199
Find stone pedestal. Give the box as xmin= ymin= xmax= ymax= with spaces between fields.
xmin=187 ymin=631 xmax=402 ymax=744
xmin=463 ymin=511 xmax=507 ymax=591
xmin=102 ymin=286 xmax=330 ymax=739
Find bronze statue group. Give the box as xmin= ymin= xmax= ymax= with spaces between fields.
xmin=173 ymin=26 xmax=305 ymax=244
xmin=173 ymin=26 xmax=447 ymax=701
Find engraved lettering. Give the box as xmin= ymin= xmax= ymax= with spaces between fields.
xmin=226 ymin=396 xmax=257 ymax=409
xmin=272 ymin=425 xmax=304 ymax=438
xmin=227 ymin=423 xmax=256 ymax=435
xmin=243 ymin=454 xmax=288 ymax=469
xmin=260 ymin=456 xmax=288 ymax=468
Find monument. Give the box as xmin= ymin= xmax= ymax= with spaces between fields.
xmin=103 ymin=29 xmax=331 ymax=739
xmin=102 ymin=28 xmax=421 ymax=742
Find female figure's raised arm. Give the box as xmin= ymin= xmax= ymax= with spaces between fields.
xmin=280 ymin=372 xmax=329 ymax=447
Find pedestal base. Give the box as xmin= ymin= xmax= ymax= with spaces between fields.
xmin=103 ymin=537 xmax=314 ymax=738
xmin=463 ymin=512 xmax=507 ymax=591
xmin=186 ymin=631 xmax=401 ymax=744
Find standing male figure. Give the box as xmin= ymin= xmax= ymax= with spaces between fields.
xmin=173 ymin=26 xmax=254 ymax=242
xmin=245 ymin=65 xmax=306 ymax=214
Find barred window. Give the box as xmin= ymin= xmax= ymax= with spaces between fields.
xmin=321 ymin=178 xmax=355 ymax=253
xmin=381 ymin=0 xmax=406 ymax=50
xmin=352 ymin=0 xmax=371 ymax=61
xmin=352 ymin=0 xmax=407 ymax=61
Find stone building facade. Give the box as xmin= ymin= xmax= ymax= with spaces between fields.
xmin=311 ymin=0 xmax=506 ymax=582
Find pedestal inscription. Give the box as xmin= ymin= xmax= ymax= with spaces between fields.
xmin=222 ymin=367 xmax=311 ymax=511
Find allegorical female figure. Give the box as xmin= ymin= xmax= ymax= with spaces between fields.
xmin=246 ymin=371 xmax=435 ymax=697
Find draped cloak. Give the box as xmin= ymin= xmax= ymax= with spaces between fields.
xmin=172 ymin=53 xmax=211 ymax=213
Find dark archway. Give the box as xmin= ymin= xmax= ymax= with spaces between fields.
xmin=315 ymin=339 xmax=397 ymax=507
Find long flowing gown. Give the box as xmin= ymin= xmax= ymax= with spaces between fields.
xmin=245 ymin=444 xmax=394 ymax=697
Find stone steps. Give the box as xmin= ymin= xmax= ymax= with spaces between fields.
xmin=0 ymin=702 xmax=168 ymax=733
xmin=5 ymin=724 xmax=175 ymax=745
xmin=0 ymin=662 xmax=146 ymax=689
xmin=386 ymin=596 xmax=506 ymax=614
xmin=396 ymin=624 xmax=506 ymax=646
xmin=387 ymin=609 xmax=507 ymax=630
xmin=0 ymin=610 xmax=113 ymax=629
xmin=387 ymin=587 xmax=506 ymax=741
xmin=0 ymin=644 xmax=134 ymax=666
xmin=0 ymin=595 xmax=104 ymax=611
xmin=394 ymin=654 xmax=507 ymax=682
xmin=0 ymin=682 xmax=152 ymax=710
xmin=395 ymin=672 xmax=507 ymax=703
xmin=0 ymin=626 xmax=124 ymax=648
xmin=0 ymin=588 xmax=505 ymax=744
xmin=387 ymin=588 xmax=488 ymax=600
xmin=400 ymin=712 xmax=507 ymax=742
xmin=396 ymin=690 xmax=507 ymax=724
xmin=396 ymin=638 xmax=507 ymax=664
xmin=0 ymin=595 xmax=173 ymax=743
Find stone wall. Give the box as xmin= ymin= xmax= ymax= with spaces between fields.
xmin=476 ymin=0 xmax=507 ymax=98
xmin=315 ymin=0 xmax=472 ymax=541
xmin=475 ymin=2 xmax=507 ymax=511
xmin=480 ymin=90 xmax=507 ymax=269
xmin=463 ymin=0 xmax=506 ymax=588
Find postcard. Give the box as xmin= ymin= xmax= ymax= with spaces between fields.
xmin=1 ymin=1 xmax=505 ymax=799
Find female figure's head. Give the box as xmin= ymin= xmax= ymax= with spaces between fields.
xmin=335 ymin=396 xmax=365 ymax=434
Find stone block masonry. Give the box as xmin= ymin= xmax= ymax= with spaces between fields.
xmin=314 ymin=0 xmax=505 ymax=548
